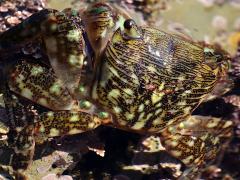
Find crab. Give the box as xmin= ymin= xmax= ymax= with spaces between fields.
xmin=0 ymin=1 xmax=234 ymax=179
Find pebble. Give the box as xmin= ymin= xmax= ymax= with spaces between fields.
xmin=167 ymin=22 xmax=192 ymax=40
xmin=197 ymin=0 xmax=215 ymax=7
xmin=0 ymin=6 xmax=8 ymax=12
xmin=212 ymin=15 xmax=228 ymax=32
xmin=6 ymin=16 xmax=21 ymax=25
xmin=42 ymin=174 xmax=73 ymax=180
xmin=230 ymin=0 xmax=240 ymax=8
xmin=0 ymin=0 xmax=46 ymax=32
xmin=234 ymin=17 xmax=240 ymax=31
xmin=37 ymin=165 xmax=51 ymax=174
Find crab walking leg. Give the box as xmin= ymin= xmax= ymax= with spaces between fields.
xmin=11 ymin=125 xmax=35 ymax=171
xmin=0 ymin=165 xmax=27 ymax=180
xmin=0 ymin=121 xmax=9 ymax=134
xmin=160 ymin=115 xmax=233 ymax=167
xmin=34 ymin=111 xmax=104 ymax=139
xmin=0 ymin=121 xmax=8 ymax=147
xmin=0 ymin=71 xmax=36 ymax=178
xmin=0 ymin=111 xmax=105 ymax=178
xmin=0 ymin=125 xmax=35 ymax=180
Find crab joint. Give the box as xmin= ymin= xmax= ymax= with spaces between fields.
xmin=0 ymin=122 xmax=9 ymax=134
xmin=78 ymin=85 xmax=85 ymax=93
xmin=79 ymin=100 xmax=92 ymax=109
xmin=98 ymin=111 xmax=109 ymax=119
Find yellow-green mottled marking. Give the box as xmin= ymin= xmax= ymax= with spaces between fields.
xmin=49 ymin=82 xmax=61 ymax=95
xmin=69 ymin=115 xmax=80 ymax=122
xmin=30 ymin=66 xmax=44 ymax=76
xmin=131 ymin=123 xmax=144 ymax=130
xmin=47 ymin=111 xmax=54 ymax=117
xmin=67 ymin=29 xmax=82 ymax=42
xmin=79 ymin=100 xmax=92 ymax=109
xmin=38 ymin=98 xmax=48 ymax=107
xmin=182 ymin=155 xmax=194 ymax=164
xmin=223 ymin=121 xmax=233 ymax=128
xmin=78 ymin=85 xmax=85 ymax=93
xmin=108 ymin=89 xmax=120 ymax=99
xmin=138 ymin=104 xmax=144 ymax=112
xmin=0 ymin=122 xmax=9 ymax=134
xmin=39 ymin=125 xmax=45 ymax=133
xmin=98 ymin=111 xmax=109 ymax=119
xmin=151 ymin=92 xmax=164 ymax=104
xmin=123 ymin=88 xmax=134 ymax=96
xmin=113 ymin=106 xmax=122 ymax=114
xmin=68 ymin=128 xmax=83 ymax=135
xmin=171 ymin=150 xmax=182 ymax=157
xmin=49 ymin=128 xmax=60 ymax=137
xmin=21 ymin=89 xmax=33 ymax=100
xmin=68 ymin=54 xmax=84 ymax=66
xmin=125 ymin=112 xmax=134 ymax=121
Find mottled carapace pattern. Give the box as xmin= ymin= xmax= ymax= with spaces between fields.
xmin=94 ymin=27 xmax=229 ymax=133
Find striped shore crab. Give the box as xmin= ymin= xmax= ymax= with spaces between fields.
xmin=0 ymin=1 xmax=234 ymax=179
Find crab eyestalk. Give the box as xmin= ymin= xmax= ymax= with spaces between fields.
xmin=83 ymin=2 xmax=117 ymax=56
xmin=203 ymin=45 xmax=230 ymax=78
xmin=82 ymin=2 xmax=130 ymax=59
xmin=122 ymin=19 xmax=142 ymax=40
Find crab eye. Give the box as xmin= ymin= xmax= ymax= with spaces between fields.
xmin=214 ymin=52 xmax=223 ymax=62
xmin=124 ymin=19 xmax=135 ymax=30
xmin=204 ymin=47 xmax=215 ymax=56
xmin=204 ymin=47 xmax=225 ymax=63
xmin=122 ymin=19 xmax=142 ymax=40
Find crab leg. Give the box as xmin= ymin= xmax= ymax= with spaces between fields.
xmin=0 ymin=121 xmax=8 ymax=147
xmin=11 ymin=125 xmax=35 ymax=170
xmin=34 ymin=111 xmax=104 ymax=139
xmin=160 ymin=115 xmax=233 ymax=174
xmin=0 ymin=124 xmax=35 ymax=179
xmin=1 ymin=110 xmax=108 ymax=179
xmin=0 ymin=74 xmax=36 ymax=178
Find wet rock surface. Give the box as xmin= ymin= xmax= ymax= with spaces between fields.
xmin=0 ymin=0 xmax=46 ymax=33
